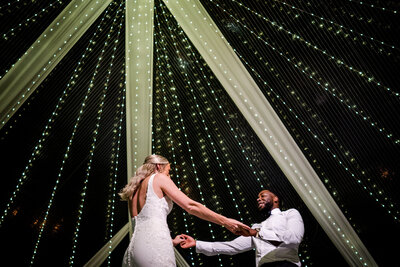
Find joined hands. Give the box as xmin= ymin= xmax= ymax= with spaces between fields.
xmin=223 ymin=218 xmax=251 ymax=236
xmin=174 ymin=220 xmax=252 ymax=249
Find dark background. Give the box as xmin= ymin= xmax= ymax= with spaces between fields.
xmin=1 ymin=0 xmax=399 ymax=266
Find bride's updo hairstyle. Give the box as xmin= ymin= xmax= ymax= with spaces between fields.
xmin=119 ymin=155 xmax=169 ymax=201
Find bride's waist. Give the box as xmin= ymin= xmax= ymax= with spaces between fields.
xmin=135 ymin=215 xmax=168 ymax=224
xmin=133 ymin=218 xmax=170 ymax=234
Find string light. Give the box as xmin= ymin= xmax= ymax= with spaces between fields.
xmin=270 ymin=0 xmax=398 ymax=51
xmin=205 ymin=0 xmax=399 ymax=222
xmin=153 ymin=5 xmax=241 ymax=266
xmin=29 ymin=3 xmax=117 ymax=265
xmin=152 ymin=58 xmax=195 ymax=264
xmin=208 ymin=0 xmax=400 ymax=145
xmin=1 ymin=0 xmax=108 ymax=127
xmin=2 ymin=0 xmax=65 ymax=40
xmin=229 ymin=42 xmax=356 ymax=230
xmin=230 ymin=0 xmax=399 ymax=98
xmin=105 ymin=71 xmax=126 ymax=266
xmin=162 ymin=0 xmax=381 ymax=264
xmin=100 ymin=3 xmax=125 ymax=265
xmin=233 ymin=47 xmax=399 ymax=222
xmin=154 ymin=6 xmax=218 ymax=266
xmin=166 ymin=13 xmax=245 ymax=223
xmin=232 ymin=72 xmax=371 ymax=265
xmin=0 ymin=0 xmax=397 ymax=266
xmin=152 ymin=15 xmax=196 ymax=260
xmin=0 ymin=0 xmax=22 ymax=10
xmin=0 ymin=1 xmax=113 ymax=228
xmin=183 ymin=31 xmax=267 ymax=195
xmin=346 ymin=0 xmax=399 ymax=14
xmin=69 ymin=3 xmax=123 ymax=265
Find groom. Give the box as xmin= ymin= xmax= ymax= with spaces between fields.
xmin=177 ymin=190 xmax=304 ymax=267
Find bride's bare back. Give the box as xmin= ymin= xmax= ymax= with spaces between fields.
xmin=130 ymin=174 xmax=165 ymax=217
xmin=130 ymin=176 xmax=149 ymax=217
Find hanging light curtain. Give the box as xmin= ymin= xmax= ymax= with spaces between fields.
xmin=0 ymin=0 xmax=112 ymax=129
xmin=124 ymin=1 xmax=190 ymax=266
xmin=161 ymin=0 xmax=377 ymax=266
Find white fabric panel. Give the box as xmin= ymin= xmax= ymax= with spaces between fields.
xmin=125 ymin=0 xmax=155 ymax=177
xmin=0 ymin=0 xmax=112 ymax=129
xmin=124 ymin=2 xmax=189 ymax=266
xmin=125 ymin=0 xmax=155 ymax=238
xmin=174 ymin=247 xmax=190 ymax=267
xmin=83 ymin=222 xmax=130 ymax=267
xmin=162 ymin=0 xmax=377 ymax=266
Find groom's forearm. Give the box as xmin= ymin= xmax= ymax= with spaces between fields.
xmin=195 ymin=236 xmax=253 ymax=256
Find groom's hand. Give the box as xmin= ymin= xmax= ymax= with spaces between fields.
xmin=179 ymin=234 xmax=196 ymax=249
xmin=172 ymin=235 xmax=185 ymax=246
xmin=223 ymin=218 xmax=251 ymax=235
xmin=238 ymin=227 xmax=258 ymax=237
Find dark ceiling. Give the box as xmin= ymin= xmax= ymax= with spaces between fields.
xmin=1 ymin=0 xmax=399 ymax=266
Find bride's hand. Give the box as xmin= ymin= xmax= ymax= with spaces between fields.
xmin=223 ymin=218 xmax=251 ymax=235
xmin=179 ymin=234 xmax=196 ymax=249
xmin=172 ymin=235 xmax=185 ymax=246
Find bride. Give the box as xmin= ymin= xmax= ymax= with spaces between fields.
xmin=119 ymin=154 xmax=250 ymax=267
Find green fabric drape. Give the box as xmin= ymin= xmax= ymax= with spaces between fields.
xmin=162 ymin=0 xmax=377 ymax=266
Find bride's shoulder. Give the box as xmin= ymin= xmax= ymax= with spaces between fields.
xmin=154 ymin=173 xmax=176 ymax=191
xmin=154 ymin=173 xmax=171 ymax=182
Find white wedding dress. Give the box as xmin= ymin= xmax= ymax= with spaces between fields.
xmin=122 ymin=173 xmax=175 ymax=267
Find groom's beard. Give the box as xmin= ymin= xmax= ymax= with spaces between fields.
xmin=259 ymin=205 xmax=272 ymax=219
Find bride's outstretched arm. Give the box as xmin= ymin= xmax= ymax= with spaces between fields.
xmin=157 ymin=173 xmax=250 ymax=235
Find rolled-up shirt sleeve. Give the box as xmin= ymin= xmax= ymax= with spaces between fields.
xmin=196 ymin=236 xmax=253 ymax=256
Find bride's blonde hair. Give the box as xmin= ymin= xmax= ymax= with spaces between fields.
xmin=119 ymin=154 xmax=169 ymax=201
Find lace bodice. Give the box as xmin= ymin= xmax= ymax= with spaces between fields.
xmin=134 ymin=173 xmax=173 ymax=223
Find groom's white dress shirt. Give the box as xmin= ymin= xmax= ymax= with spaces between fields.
xmin=196 ymin=208 xmax=304 ymax=266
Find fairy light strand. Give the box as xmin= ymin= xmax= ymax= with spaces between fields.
xmin=346 ymin=0 xmax=399 ymax=14
xmin=228 ymin=30 xmax=356 ymax=228
xmin=29 ymin=4 xmax=115 ymax=265
xmin=154 ymin=13 xmax=228 ymax=267
xmin=213 ymin=0 xmax=400 ymax=101
xmin=2 ymin=0 xmax=65 ymax=40
xmin=1 ymin=0 xmax=100 ymax=126
xmin=164 ymin=1 xmax=380 ymax=264
xmin=152 ymin=20 xmax=195 ymax=262
xmin=154 ymin=6 xmax=217 ymax=265
xmin=100 ymin=3 xmax=125 ymax=265
xmin=0 ymin=0 xmax=114 ymax=230
xmin=270 ymin=0 xmax=398 ymax=51
xmin=157 ymin=73 xmax=219 ymax=265
xmin=233 ymin=47 xmax=399 ymax=221
xmin=0 ymin=0 xmax=23 ymax=10
xmin=105 ymin=71 xmax=126 ymax=266
xmin=159 ymin=2 xmax=245 ymax=223
xmin=181 ymin=27 xmax=267 ymax=193
xmin=152 ymin=65 xmax=194 ymax=264
xmin=228 ymin=57 xmax=371 ymax=265
xmin=69 ymin=3 xmax=123 ymax=265
xmin=207 ymin=0 xmax=400 ymax=145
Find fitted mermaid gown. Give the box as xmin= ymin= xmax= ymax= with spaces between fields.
xmin=122 ymin=173 xmax=175 ymax=267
